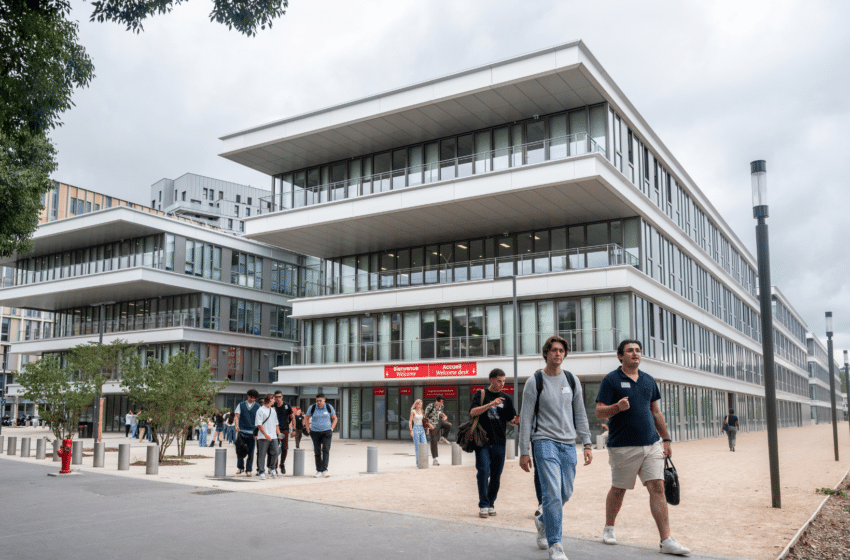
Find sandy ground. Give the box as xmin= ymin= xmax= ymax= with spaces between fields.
xmin=3 ymin=422 xmax=850 ymax=559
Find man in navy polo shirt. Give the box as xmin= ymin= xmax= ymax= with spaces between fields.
xmin=596 ymin=340 xmax=690 ymax=556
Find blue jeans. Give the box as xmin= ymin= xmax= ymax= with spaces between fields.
xmin=236 ymin=432 xmax=256 ymax=473
xmin=198 ymin=424 xmax=207 ymax=447
xmin=474 ymin=443 xmax=506 ymax=508
xmin=533 ymin=439 xmax=577 ymax=547
xmin=130 ymin=425 xmax=138 ymax=438
xmin=225 ymin=426 xmax=235 ymax=443
xmin=412 ymin=425 xmax=427 ymax=464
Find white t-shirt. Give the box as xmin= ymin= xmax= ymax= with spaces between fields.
xmin=255 ymin=406 xmax=279 ymax=439
xmin=125 ymin=413 xmax=135 ymax=425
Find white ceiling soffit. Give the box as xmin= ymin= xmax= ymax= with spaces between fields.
xmin=0 ymin=278 xmax=193 ymax=312
xmin=220 ymin=45 xmax=604 ymax=176
xmin=246 ymin=176 xmax=634 ymax=259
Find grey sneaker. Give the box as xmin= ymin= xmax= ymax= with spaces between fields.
xmin=270 ymin=469 xmax=277 ymax=478
xmin=548 ymin=543 xmax=567 ymax=560
xmin=440 ymin=437 xmax=449 ymax=444
xmin=602 ymin=525 xmax=617 ymax=545
xmin=479 ymin=508 xmax=489 ymax=518
xmin=322 ymin=470 xmax=330 ymax=478
xmin=313 ymin=472 xmax=322 ymax=478
xmin=535 ymin=515 xmax=547 ymax=550
xmin=433 ymin=459 xmax=439 ymax=466
xmin=488 ymin=507 xmax=496 ymax=516
xmin=259 ymin=472 xmax=266 ymax=480
xmin=660 ymin=537 xmax=691 ymax=555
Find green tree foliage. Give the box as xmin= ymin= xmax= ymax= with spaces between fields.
xmin=69 ymin=339 xmax=137 ymax=434
xmin=123 ymin=351 xmax=227 ymax=461
xmin=0 ymin=0 xmax=285 ymax=257
xmin=16 ymin=354 xmax=97 ymax=441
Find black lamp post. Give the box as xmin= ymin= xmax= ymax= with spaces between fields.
xmin=751 ymin=160 xmax=781 ymax=508
xmin=844 ymin=350 xmax=849 ymax=430
xmin=826 ymin=312 xmax=838 ymax=461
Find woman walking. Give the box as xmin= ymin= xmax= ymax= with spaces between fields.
xmin=722 ymin=409 xmax=740 ymax=452
xmin=225 ymin=408 xmax=236 ymax=444
xmin=408 ymin=399 xmax=431 ymax=465
xmin=210 ymin=412 xmax=225 ymax=447
xmin=198 ymin=416 xmax=208 ymax=447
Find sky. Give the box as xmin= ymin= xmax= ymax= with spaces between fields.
xmin=50 ymin=0 xmax=850 ymax=357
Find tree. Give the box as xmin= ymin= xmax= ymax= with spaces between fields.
xmin=0 ymin=0 xmax=286 ymax=256
xmin=69 ymin=339 xmax=137 ymax=435
xmin=123 ymin=351 xmax=227 ymax=461
xmin=15 ymin=354 xmax=97 ymax=441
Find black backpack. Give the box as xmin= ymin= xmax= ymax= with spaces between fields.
xmin=532 ymin=369 xmax=577 ymax=434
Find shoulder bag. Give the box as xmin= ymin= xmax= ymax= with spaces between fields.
xmin=455 ymin=389 xmax=489 ymax=453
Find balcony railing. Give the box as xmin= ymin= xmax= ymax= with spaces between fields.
xmin=50 ymin=312 xmax=208 ymax=339
xmin=310 ymin=244 xmax=638 ymax=296
xmin=260 ymin=132 xmax=606 ymax=213
xmin=291 ymin=328 xmax=623 ymax=366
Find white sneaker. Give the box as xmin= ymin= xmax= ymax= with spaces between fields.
xmin=433 ymin=459 xmax=439 ymax=466
xmin=313 ymin=472 xmax=323 ymax=478
xmin=270 ymin=469 xmax=277 ymax=478
xmin=660 ymin=537 xmax=691 ymax=555
xmin=535 ymin=515 xmax=547 ymax=550
xmin=548 ymin=543 xmax=567 ymax=560
xmin=479 ymin=508 xmax=489 ymax=518
xmin=259 ymin=472 xmax=266 ymax=480
xmin=602 ymin=525 xmax=617 ymax=545
xmin=440 ymin=437 xmax=449 ymax=444
xmin=322 ymin=471 xmax=330 ymax=478
xmin=488 ymin=507 xmax=496 ymax=516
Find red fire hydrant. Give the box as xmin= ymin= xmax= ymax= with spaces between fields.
xmin=56 ymin=438 xmax=73 ymax=474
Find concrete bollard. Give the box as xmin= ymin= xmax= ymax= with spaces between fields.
xmin=595 ymin=433 xmax=607 ymax=450
xmin=366 ymin=446 xmax=378 ymax=473
xmin=452 ymin=442 xmax=463 ymax=465
xmin=21 ymin=437 xmax=31 ymax=457
xmin=145 ymin=445 xmax=158 ymax=474
xmin=293 ymin=448 xmax=305 ymax=476
xmin=0 ymin=435 xmax=4 ymax=454
xmin=93 ymin=442 xmax=105 ymax=467
xmin=7 ymin=436 xmax=17 ymax=456
xmin=117 ymin=443 xmax=130 ymax=470
xmin=214 ymin=448 xmax=227 ymax=477
xmin=36 ymin=438 xmax=46 ymax=459
xmin=71 ymin=440 xmax=82 ymax=465
xmin=506 ymin=439 xmax=516 ymax=460
xmin=53 ymin=439 xmax=61 ymax=462
xmin=417 ymin=443 xmax=430 ymax=469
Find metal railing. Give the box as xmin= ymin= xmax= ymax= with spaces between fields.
xmin=50 ymin=312 xmax=207 ymax=339
xmin=260 ymin=132 xmax=606 ymax=213
xmin=308 ymin=244 xmax=638 ymax=296
xmin=292 ymin=328 xmax=622 ymax=366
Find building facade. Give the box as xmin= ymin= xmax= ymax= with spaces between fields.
xmin=220 ymin=41 xmax=816 ymax=442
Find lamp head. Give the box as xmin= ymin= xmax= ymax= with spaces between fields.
xmin=825 ymin=311 xmax=833 ymax=337
xmin=843 ymin=349 xmax=848 ymax=365
xmin=751 ymin=160 xmax=768 ymax=218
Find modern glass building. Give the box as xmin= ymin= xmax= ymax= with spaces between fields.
xmin=220 ymin=41 xmax=815 ymax=441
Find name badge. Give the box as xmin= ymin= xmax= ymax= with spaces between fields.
xmin=621 ymin=382 xmax=631 ymax=388
xmin=497 ymin=403 xmax=504 ymax=408
xmin=561 ymin=386 xmax=570 ymax=394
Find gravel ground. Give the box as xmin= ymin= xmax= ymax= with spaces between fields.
xmin=784 ymin=472 xmax=850 ymax=560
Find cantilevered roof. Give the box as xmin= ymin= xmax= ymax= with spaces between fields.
xmin=219 ymin=41 xmax=607 ymax=176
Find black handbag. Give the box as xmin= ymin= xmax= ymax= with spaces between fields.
xmin=456 ymin=390 xmax=488 ymax=453
xmin=663 ymin=456 xmax=680 ymax=505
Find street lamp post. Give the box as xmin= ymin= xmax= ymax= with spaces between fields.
xmin=751 ymin=160 xmax=781 ymax=508
xmin=495 ymin=272 xmax=519 ymax=458
xmin=826 ymin=312 xmax=838 ymax=461
xmin=90 ymin=301 xmax=115 ymax=443
xmin=844 ymin=350 xmax=849 ymax=432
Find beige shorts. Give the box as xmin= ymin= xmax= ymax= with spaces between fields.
xmin=607 ymin=440 xmax=664 ymax=490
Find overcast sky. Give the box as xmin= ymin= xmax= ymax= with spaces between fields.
xmin=51 ymin=0 xmax=850 ymax=356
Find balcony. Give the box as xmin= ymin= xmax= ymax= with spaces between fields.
xmin=50 ymin=312 xmax=207 ymax=339
xmin=292 ymin=328 xmax=622 ymax=366
xmin=260 ymin=132 xmax=605 ymax=213
xmin=164 ymin=200 xmax=222 ymax=219
xmin=311 ymin=243 xmax=637 ymax=296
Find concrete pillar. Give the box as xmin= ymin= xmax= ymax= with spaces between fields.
xmin=145 ymin=445 xmax=158 ymax=475
xmin=71 ymin=440 xmax=82 ymax=464
xmin=7 ymin=436 xmax=16 ymax=455
xmin=93 ymin=441 xmax=105 ymax=467
xmin=596 ymin=433 xmax=607 ymax=450
xmin=366 ymin=446 xmax=378 ymax=473
xmin=0 ymin=435 xmax=4 ymax=454
xmin=36 ymin=438 xmax=46 ymax=459
xmin=117 ymin=443 xmax=130 ymax=470
xmin=214 ymin=448 xmax=227 ymax=477
xmin=293 ymin=448 xmax=305 ymax=476
xmin=53 ymin=439 xmax=60 ymax=462
xmin=505 ymin=439 xmax=516 ymax=460
xmin=417 ymin=443 xmax=429 ymax=469
xmin=20 ymin=437 xmax=31 ymax=457
xmin=451 ymin=442 xmax=463 ymax=465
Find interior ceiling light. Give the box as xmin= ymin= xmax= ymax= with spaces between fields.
xmin=500 ymin=243 xmax=510 ymax=248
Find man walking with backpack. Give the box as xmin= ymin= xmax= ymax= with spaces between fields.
xmin=519 ymin=335 xmax=593 ymax=560
xmin=305 ymin=393 xmax=337 ymax=478
xmin=233 ymin=389 xmax=260 ymax=476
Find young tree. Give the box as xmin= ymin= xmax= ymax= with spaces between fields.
xmin=123 ymin=351 xmax=227 ymax=462
xmin=15 ymin=355 xmax=97 ymax=441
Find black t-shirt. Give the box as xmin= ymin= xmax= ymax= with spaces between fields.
xmin=726 ymin=414 xmax=738 ymax=427
xmin=273 ymin=403 xmax=293 ymax=432
xmin=470 ymin=389 xmax=517 ymax=446
xmin=294 ymin=413 xmax=304 ymax=429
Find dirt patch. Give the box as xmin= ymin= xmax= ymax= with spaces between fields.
xmin=83 ymin=447 xmax=120 ymax=452
xmin=785 ymin=473 xmax=850 ymax=560
xmin=131 ymin=459 xmax=195 ymax=466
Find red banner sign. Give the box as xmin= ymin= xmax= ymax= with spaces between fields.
xmin=384 ymin=362 xmax=477 ymax=379
xmin=471 ymin=385 xmax=514 ymax=394
xmin=399 ymin=387 xmax=412 ymax=395
xmin=424 ymin=386 xmax=457 ymax=399
xmin=373 ymin=387 xmax=386 ymax=396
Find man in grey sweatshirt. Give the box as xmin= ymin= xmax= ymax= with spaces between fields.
xmin=519 ymin=335 xmax=593 ymax=560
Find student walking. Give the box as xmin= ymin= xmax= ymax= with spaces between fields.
xmin=305 ymin=394 xmax=337 ymax=477
xmin=424 ymin=395 xmax=451 ymax=466
xmin=233 ymin=389 xmax=260 ymax=476
xmin=409 ymin=399 xmax=430 ymax=465
xmin=255 ymin=394 xmax=280 ymax=479
xmin=722 ymin=409 xmax=740 ymax=452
